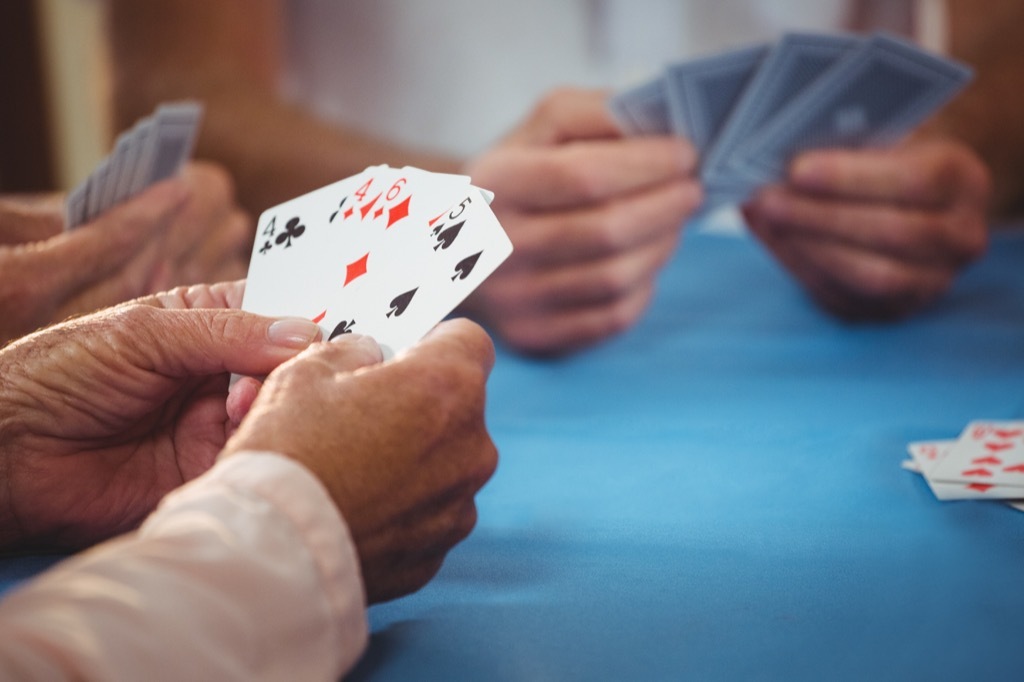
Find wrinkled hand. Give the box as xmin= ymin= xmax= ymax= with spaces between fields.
xmin=0 ymin=281 xmax=322 ymax=550
xmin=156 ymin=161 xmax=252 ymax=288
xmin=0 ymin=162 xmax=253 ymax=345
xmin=462 ymin=88 xmax=702 ymax=355
xmin=0 ymin=181 xmax=189 ymax=344
xmin=223 ymin=319 xmax=498 ymax=604
xmin=742 ymin=138 xmax=991 ymax=320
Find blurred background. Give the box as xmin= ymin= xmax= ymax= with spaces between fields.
xmin=1 ymin=0 xmax=109 ymax=194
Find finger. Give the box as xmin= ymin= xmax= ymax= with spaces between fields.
xmin=788 ymin=141 xmax=991 ymax=208
xmin=180 ymin=209 xmax=253 ymax=284
xmin=493 ymin=283 xmax=655 ymax=355
xmin=0 ymin=201 xmax=64 ymax=244
xmin=36 ymin=180 xmax=190 ymax=304
xmin=226 ymin=375 xmax=263 ymax=426
xmin=487 ymin=138 xmax=698 ymax=212
xmin=747 ymin=208 xmax=953 ymax=319
xmin=138 ymin=280 xmax=249 ymax=310
xmin=504 ymin=178 xmax=699 ymax=267
xmin=502 ymin=87 xmax=623 ymax=146
xmin=409 ymin=318 xmax=497 ymax=375
xmin=748 ymin=185 xmax=987 ymax=266
xmin=300 ymin=332 xmax=384 ymax=367
xmin=119 ymin=305 xmax=324 ymax=378
xmin=480 ymin=231 xmax=678 ymax=313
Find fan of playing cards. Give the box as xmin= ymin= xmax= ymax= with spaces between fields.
xmin=66 ymin=101 xmax=203 ymax=230
xmin=609 ymin=31 xmax=973 ymax=209
xmin=903 ymin=422 xmax=1024 ymax=513
xmin=240 ymin=166 xmax=512 ymax=359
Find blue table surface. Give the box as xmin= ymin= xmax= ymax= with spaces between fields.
xmin=4 ymin=225 xmax=1024 ymax=681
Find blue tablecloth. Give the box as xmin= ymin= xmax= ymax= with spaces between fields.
xmin=3 ymin=225 xmax=1023 ymax=680
xmin=349 ymin=225 xmax=1024 ymax=681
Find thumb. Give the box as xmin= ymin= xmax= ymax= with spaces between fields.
xmin=226 ymin=333 xmax=384 ymax=427
xmin=119 ymin=305 xmax=324 ymax=380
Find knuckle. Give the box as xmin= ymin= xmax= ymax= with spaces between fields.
xmin=584 ymin=209 xmax=629 ymax=254
xmin=605 ymin=292 xmax=649 ymax=336
xmin=532 ymin=87 xmax=575 ymax=122
xmin=449 ymin=501 xmax=479 ymax=544
xmin=190 ymin=161 xmax=236 ymax=200
xmin=543 ymin=153 xmax=608 ymax=204
xmin=590 ymin=265 xmax=636 ymax=300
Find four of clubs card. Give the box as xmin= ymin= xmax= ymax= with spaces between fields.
xmin=241 ymin=165 xmax=512 ymax=358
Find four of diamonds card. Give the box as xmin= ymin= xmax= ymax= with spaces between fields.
xmin=241 ymin=165 xmax=512 ymax=358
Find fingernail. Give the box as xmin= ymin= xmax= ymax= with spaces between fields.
xmin=268 ymin=318 xmax=322 ymax=348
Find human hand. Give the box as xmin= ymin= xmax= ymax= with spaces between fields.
xmin=0 ymin=280 xmax=322 ymax=550
xmin=742 ymin=138 xmax=991 ymax=320
xmin=0 ymin=162 xmax=254 ymax=344
xmin=223 ymin=318 xmax=498 ymax=604
xmin=154 ymin=161 xmax=253 ymax=288
xmin=461 ymin=88 xmax=702 ymax=355
xmin=0 ymin=181 xmax=190 ymax=344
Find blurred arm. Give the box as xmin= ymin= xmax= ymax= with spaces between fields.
xmin=0 ymin=452 xmax=367 ymax=680
xmin=106 ymin=0 xmax=459 ymax=215
xmin=924 ymin=0 xmax=1024 ymax=218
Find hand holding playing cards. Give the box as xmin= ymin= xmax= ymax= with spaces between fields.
xmin=461 ymin=88 xmax=702 ymax=354
xmin=0 ymin=181 xmax=190 ymax=344
xmin=742 ymin=138 xmax=991 ymax=319
xmin=223 ymin=318 xmax=497 ymax=604
xmin=0 ymin=281 xmax=323 ymax=550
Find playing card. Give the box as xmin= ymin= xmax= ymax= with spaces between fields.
xmin=701 ymin=32 xmax=860 ymax=184
xmin=101 ymin=131 xmax=132 ymax=214
xmin=926 ymin=422 xmax=1024 ymax=491
xmin=64 ymin=180 xmax=89 ymax=230
xmin=65 ymin=102 xmax=202 ymax=230
xmin=141 ymin=102 xmax=203 ymax=186
xmin=663 ymin=43 xmax=769 ymax=153
xmin=241 ymin=166 xmax=512 ymax=359
xmin=907 ymin=440 xmax=1024 ymax=501
xmin=111 ymin=123 xmax=144 ymax=205
xmin=320 ymin=188 xmax=512 ymax=357
xmin=84 ymin=159 xmax=110 ymax=224
xmin=735 ymin=33 xmax=973 ymax=184
xmin=126 ymin=118 xmax=158 ymax=197
xmin=608 ymin=77 xmax=672 ymax=136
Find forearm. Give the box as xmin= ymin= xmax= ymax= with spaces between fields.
xmin=0 ymin=452 xmax=368 ymax=680
xmin=180 ymin=85 xmax=463 ymax=216
xmin=920 ymin=0 xmax=1024 ymax=218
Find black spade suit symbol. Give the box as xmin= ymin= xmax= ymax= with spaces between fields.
xmin=387 ymin=288 xmax=418 ymax=318
xmin=452 ymin=251 xmax=482 ymax=281
xmin=329 ymin=319 xmax=356 ymax=339
xmin=432 ymin=220 xmax=465 ymax=251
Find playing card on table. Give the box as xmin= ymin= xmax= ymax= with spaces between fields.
xmin=734 ymin=32 xmax=973 ymax=184
xmin=926 ymin=422 xmax=1024 ymax=491
xmin=241 ymin=165 xmax=512 ymax=359
xmin=663 ymin=43 xmax=768 ymax=154
xmin=907 ymin=440 xmax=1024 ymax=501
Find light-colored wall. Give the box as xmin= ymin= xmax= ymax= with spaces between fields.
xmin=36 ymin=0 xmax=111 ymax=191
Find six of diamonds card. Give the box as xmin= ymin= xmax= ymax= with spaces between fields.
xmin=241 ymin=165 xmax=512 ymax=359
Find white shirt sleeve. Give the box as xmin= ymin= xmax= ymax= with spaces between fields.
xmin=0 ymin=451 xmax=369 ymax=681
